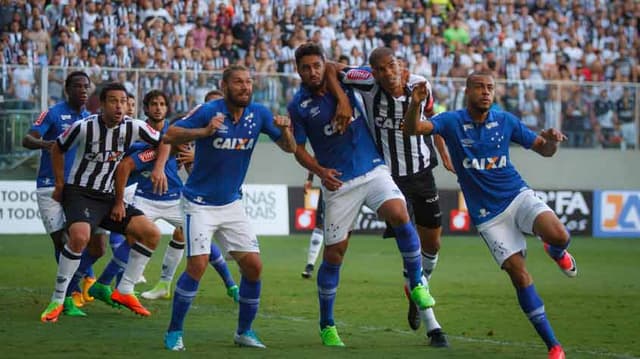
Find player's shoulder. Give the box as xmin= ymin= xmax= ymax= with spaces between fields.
xmin=432 ymin=109 xmax=464 ymax=121
xmin=490 ymin=109 xmax=519 ymax=124
xmin=288 ymin=88 xmax=311 ymax=111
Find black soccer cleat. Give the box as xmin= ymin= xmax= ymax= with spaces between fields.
xmin=427 ymin=328 xmax=450 ymax=348
xmin=301 ymin=264 xmax=314 ymax=279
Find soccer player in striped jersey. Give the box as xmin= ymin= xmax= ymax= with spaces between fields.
xmin=288 ymin=42 xmax=434 ymax=347
xmin=337 ymin=47 xmax=452 ymax=347
xmin=40 ymin=82 xmax=163 ymax=322
xmin=23 ymin=71 xmax=105 ymax=316
xmin=404 ymin=71 xmax=576 ymax=359
xmin=162 ymin=65 xmax=296 ymax=351
xmin=300 ymin=171 xmax=324 ymax=279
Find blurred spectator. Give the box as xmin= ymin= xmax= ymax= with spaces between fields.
xmin=592 ymin=88 xmax=619 ymax=148
xmin=563 ymin=89 xmax=592 ymax=148
xmin=616 ymin=88 xmax=637 ymax=150
xmin=9 ymin=55 xmax=35 ymax=109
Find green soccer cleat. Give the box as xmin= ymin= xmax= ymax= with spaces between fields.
xmin=63 ymin=296 xmax=87 ymax=317
xmin=88 ymin=282 xmax=121 ymax=308
xmin=320 ymin=326 xmax=345 ymax=347
xmin=141 ymin=281 xmax=171 ymax=300
xmin=410 ymin=284 xmax=436 ymax=309
xmin=226 ymin=285 xmax=239 ymax=303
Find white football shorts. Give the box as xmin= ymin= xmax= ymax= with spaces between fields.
xmin=322 ymin=165 xmax=405 ymax=245
xmin=476 ymin=189 xmax=554 ymax=267
xmin=132 ymin=195 xmax=183 ymax=228
xmin=36 ymin=187 xmax=65 ymax=233
xmin=182 ymin=198 xmax=259 ymax=257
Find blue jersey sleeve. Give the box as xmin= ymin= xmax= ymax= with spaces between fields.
xmin=429 ymin=112 xmax=449 ymax=138
xmin=257 ymin=105 xmax=283 ymax=142
xmin=174 ymin=104 xmax=209 ymax=129
xmin=30 ymin=110 xmax=54 ymax=136
xmin=130 ymin=148 xmax=157 ymax=172
xmin=507 ymin=112 xmax=537 ymax=149
xmin=288 ymin=101 xmax=307 ymax=145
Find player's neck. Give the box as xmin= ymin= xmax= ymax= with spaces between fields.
xmin=382 ymin=83 xmax=403 ymax=98
xmin=226 ymin=104 xmax=244 ymax=124
xmin=67 ymin=101 xmax=83 ymax=113
xmin=467 ymin=107 xmax=489 ymax=123
xmin=147 ymin=118 xmax=165 ymax=130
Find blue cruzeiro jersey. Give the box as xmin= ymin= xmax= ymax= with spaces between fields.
xmin=128 ymin=121 xmax=183 ymax=201
xmin=288 ymin=85 xmax=384 ymax=182
xmin=30 ymin=102 xmax=90 ymax=188
xmin=430 ymin=109 xmax=538 ymax=225
xmin=174 ymin=99 xmax=283 ymax=206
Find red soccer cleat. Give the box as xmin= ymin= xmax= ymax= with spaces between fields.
xmin=548 ymin=345 xmax=566 ymax=359
xmin=543 ymin=243 xmax=577 ymax=278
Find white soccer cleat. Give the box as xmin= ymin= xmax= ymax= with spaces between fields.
xmin=141 ymin=281 xmax=171 ymax=300
xmin=234 ymin=330 xmax=266 ymax=348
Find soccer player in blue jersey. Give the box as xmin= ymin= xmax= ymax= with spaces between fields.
xmin=288 ymin=42 xmax=435 ymax=347
xmin=404 ymin=71 xmax=576 ymax=359
xmin=162 ymin=65 xmax=296 ymax=351
xmin=40 ymin=83 xmax=164 ymax=322
xmin=22 ymin=71 xmax=106 ymax=316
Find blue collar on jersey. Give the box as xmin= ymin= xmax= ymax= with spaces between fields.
xmin=61 ymin=101 xmax=87 ymax=116
xmin=462 ymin=108 xmax=495 ymax=125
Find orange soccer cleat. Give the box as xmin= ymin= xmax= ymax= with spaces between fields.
xmin=111 ymin=289 xmax=151 ymax=316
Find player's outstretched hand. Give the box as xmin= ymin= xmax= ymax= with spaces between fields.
xmin=541 ymin=128 xmax=567 ymax=142
xmin=204 ymin=113 xmax=225 ymax=136
xmin=274 ymin=115 xmax=291 ymax=129
xmin=411 ymin=81 xmax=428 ymax=104
xmin=110 ymin=201 xmax=126 ymax=222
xmin=319 ymin=168 xmax=343 ymax=191
xmin=332 ymin=98 xmax=353 ymax=135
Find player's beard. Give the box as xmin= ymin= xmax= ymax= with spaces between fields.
xmin=227 ymin=91 xmax=252 ymax=108
xmin=305 ymin=77 xmax=325 ymax=93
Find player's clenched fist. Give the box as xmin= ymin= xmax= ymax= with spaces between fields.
xmin=274 ymin=115 xmax=291 ymax=129
xmin=205 ymin=113 xmax=225 ymax=136
xmin=410 ymin=81 xmax=428 ymax=103
xmin=540 ymin=128 xmax=567 ymax=142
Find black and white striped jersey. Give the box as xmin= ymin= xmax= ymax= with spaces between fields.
xmin=341 ymin=68 xmax=438 ymax=178
xmin=56 ymin=115 xmax=161 ymax=193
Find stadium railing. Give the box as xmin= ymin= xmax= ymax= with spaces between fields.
xmin=0 ymin=65 xmax=638 ymax=170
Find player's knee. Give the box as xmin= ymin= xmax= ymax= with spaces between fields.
xmin=238 ymin=253 xmax=262 ymax=280
xmin=502 ymin=255 xmax=532 ymax=288
xmin=172 ymin=227 xmax=185 ymax=243
xmin=323 ymin=243 xmax=347 ymax=264
xmin=186 ymin=255 xmax=209 ymax=280
xmin=543 ymin=222 xmax=570 ymax=246
xmin=417 ymin=226 xmax=441 ymax=254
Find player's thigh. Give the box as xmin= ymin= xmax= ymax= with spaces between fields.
xmin=406 ymin=172 xmax=442 ymax=230
xmin=36 ymin=187 xmax=65 ymax=234
xmin=364 ymin=166 xmax=406 ymax=221
xmin=134 ymin=196 xmax=183 ymax=228
xmin=514 ymin=190 xmax=554 ymax=235
xmin=322 ymin=184 xmax=366 ymax=246
xmin=214 ymin=200 xmax=260 ymax=255
xmin=477 ymin=214 xmax=527 ymax=268
xmin=182 ymin=199 xmax=217 ymax=257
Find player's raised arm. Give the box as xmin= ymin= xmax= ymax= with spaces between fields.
xmin=164 ymin=109 xmax=224 ymax=145
xmin=273 ymin=115 xmax=296 ymax=153
xmin=531 ymin=128 xmax=567 ymax=157
xmin=324 ymin=62 xmax=352 ymax=134
xmin=403 ymin=81 xmax=435 ymax=136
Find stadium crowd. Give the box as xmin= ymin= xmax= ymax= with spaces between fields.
xmin=0 ymin=0 xmax=638 ymax=149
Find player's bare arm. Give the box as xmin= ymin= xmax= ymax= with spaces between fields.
xmin=50 ymin=142 xmax=65 ymax=203
xmin=324 ymin=62 xmax=352 ymax=134
xmin=294 ymin=144 xmax=343 ymax=191
xmin=531 ymin=128 xmax=567 ymax=157
xmin=175 ymin=143 xmax=194 ymax=173
xmin=434 ymin=135 xmax=455 ymax=173
xmin=273 ymin=115 xmax=296 ymax=153
xmin=164 ymin=114 xmax=225 ymax=145
xmin=22 ymin=131 xmax=54 ymax=151
xmin=111 ymin=156 xmax=136 ymax=222
xmin=403 ymin=82 xmax=434 ymax=136
xmin=150 ymin=142 xmax=170 ymax=194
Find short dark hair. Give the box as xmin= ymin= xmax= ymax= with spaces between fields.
xmin=368 ymin=47 xmax=394 ymax=68
xmin=127 ymin=92 xmax=135 ymax=100
xmin=465 ymin=71 xmax=495 ymax=88
xmin=204 ymin=89 xmax=223 ymax=102
xmin=294 ymin=42 xmax=325 ymax=67
xmin=99 ymin=82 xmax=127 ymax=102
xmin=222 ymin=64 xmax=249 ymax=84
xmin=142 ymin=89 xmax=169 ymax=109
xmin=64 ymin=71 xmax=90 ymax=89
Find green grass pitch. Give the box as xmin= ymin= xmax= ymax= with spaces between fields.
xmin=0 ymin=234 xmax=638 ymax=358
